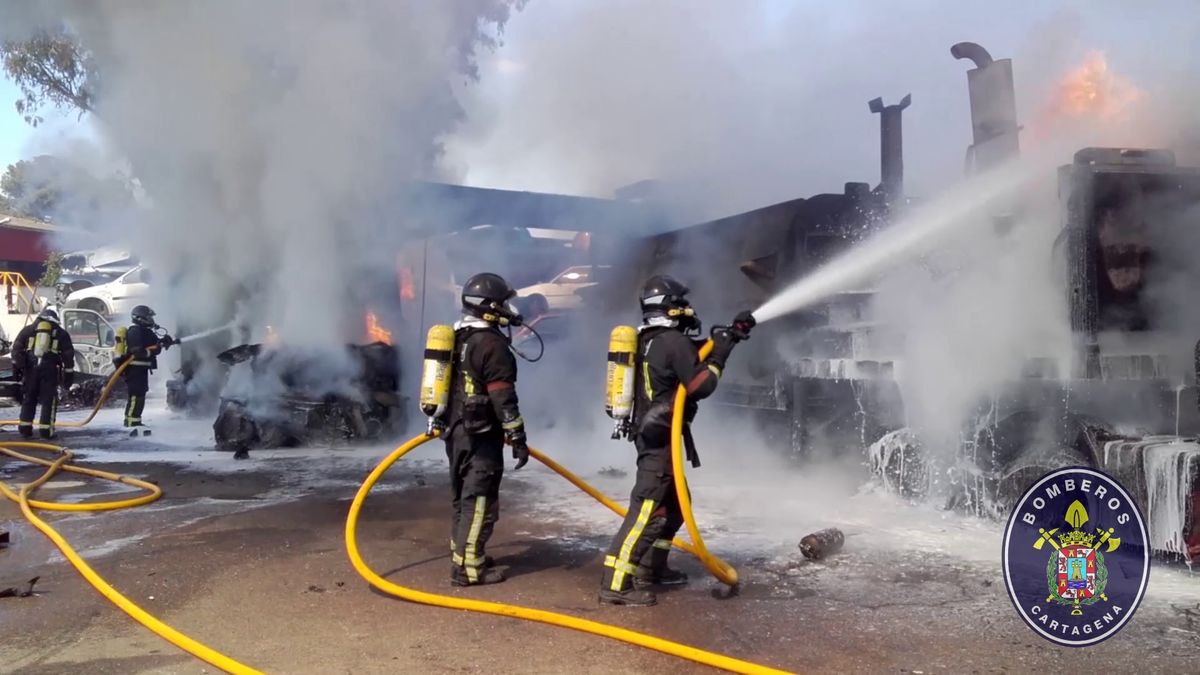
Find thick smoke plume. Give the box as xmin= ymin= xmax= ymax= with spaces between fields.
xmin=6 ymin=0 xmax=522 ymax=358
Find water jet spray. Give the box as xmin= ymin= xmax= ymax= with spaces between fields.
xmin=751 ymin=159 xmax=1046 ymax=324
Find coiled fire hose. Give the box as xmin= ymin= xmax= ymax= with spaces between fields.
xmin=346 ymin=339 xmax=787 ymax=674
xmin=0 ymin=365 xmax=264 ymax=675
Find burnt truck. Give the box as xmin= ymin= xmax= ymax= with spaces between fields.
xmin=581 ymin=43 xmax=1200 ymax=558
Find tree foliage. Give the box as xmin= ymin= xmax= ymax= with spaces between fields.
xmin=1 ymin=27 xmax=96 ymax=127
xmin=1 ymin=155 xmax=134 ymax=224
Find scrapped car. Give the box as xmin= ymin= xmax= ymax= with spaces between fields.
xmin=64 ymin=264 xmax=152 ymax=317
xmin=515 ymin=265 xmax=608 ymax=318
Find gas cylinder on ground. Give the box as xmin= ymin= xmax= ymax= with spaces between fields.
xmin=605 ymin=325 xmax=637 ymax=439
xmin=799 ymin=528 xmax=845 ymax=560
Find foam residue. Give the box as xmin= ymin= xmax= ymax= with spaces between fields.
xmin=1143 ymin=439 xmax=1200 ymax=557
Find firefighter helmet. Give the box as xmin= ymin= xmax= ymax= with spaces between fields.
xmin=38 ymin=308 xmax=60 ymax=324
xmin=461 ymin=273 xmax=522 ymax=326
xmin=639 ymin=274 xmax=697 ymax=330
xmin=131 ymin=305 xmax=157 ymax=327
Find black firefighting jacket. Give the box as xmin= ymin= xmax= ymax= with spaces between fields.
xmin=446 ymin=325 xmax=523 ymax=439
xmin=11 ymin=319 xmax=75 ymax=376
xmin=631 ymin=325 xmax=734 ymax=465
xmin=124 ymin=324 xmax=162 ymax=370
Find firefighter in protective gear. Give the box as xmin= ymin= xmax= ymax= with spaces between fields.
xmin=118 ymin=305 xmax=175 ymax=430
xmin=10 ymin=309 xmax=75 ymax=439
xmin=437 ymin=272 xmax=530 ymax=586
xmin=598 ymin=275 xmax=755 ymax=606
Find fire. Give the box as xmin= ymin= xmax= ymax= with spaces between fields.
xmin=1045 ymin=51 xmax=1143 ymax=122
xmin=1058 ymin=52 xmax=1142 ymax=119
xmin=365 ymin=312 xmax=393 ymax=345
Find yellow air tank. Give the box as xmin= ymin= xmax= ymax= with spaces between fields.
xmin=605 ymin=325 xmax=637 ymax=439
xmin=113 ymin=326 xmax=128 ymax=360
xmin=419 ymin=324 xmax=456 ymax=433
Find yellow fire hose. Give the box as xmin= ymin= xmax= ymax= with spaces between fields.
xmin=346 ymin=340 xmax=787 ymax=674
xmin=1 ymin=366 xmax=264 ymax=675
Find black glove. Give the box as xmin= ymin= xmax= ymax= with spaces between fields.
xmin=731 ymin=310 xmax=756 ymax=340
xmin=708 ymin=326 xmax=738 ymax=370
xmin=507 ymin=426 xmax=530 ymax=470
xmin=61 ymin=370 xmax=75 ymax=388
xmin=160 ymin=335 xmax=176 ymax=351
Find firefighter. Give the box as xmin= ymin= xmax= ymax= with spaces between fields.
xmin=10 ymin=309 xmax=75 ymax=439
xmin=443 ymin=272 xmax=530 ymax=586
xmin=599 ymin=275 xmax=754 ymax=606
xmin=117 ymin=305 xmax=175 ymax=433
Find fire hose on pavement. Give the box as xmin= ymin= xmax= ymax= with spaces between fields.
xmin=2 ymin=338 xmax=779 ymax=673
xmin=345 ymin=340 xmax=787 ymax=674
xmin=0 ymin=363 xmax=264 ymax=675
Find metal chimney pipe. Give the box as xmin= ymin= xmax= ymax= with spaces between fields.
xmin=868 ymin=94 xmax=912 ymax=205
xmin=952 ymin=41 xmax=1020 ymax=173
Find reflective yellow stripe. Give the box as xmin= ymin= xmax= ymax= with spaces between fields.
xmin=707 ymin=364 xmax=721 ymax=378
xmin=464 ymin=496 xmax=487 ymax=581
xmin=452 ymin=551 xmax=487 ymax=566
xmin=501 ymin=417 xmax=524 ymax=431
xmin=125 ymin=396 xmax=140 ymax=426
xmin=610 ymin=498 xmax=655 ymax=591
xmin=131 ymin=361 xmax=152 ymax=366
xmin=652 ymin=539 xmax=672 ymax=550
xmin=603 ymin=555 xmax=639 ymax=576
xmin=643 ymin=362 xmax=653 ymax=401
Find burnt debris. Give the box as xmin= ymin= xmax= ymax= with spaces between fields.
xmin=211 ymin=341 xmax=404 ymax=453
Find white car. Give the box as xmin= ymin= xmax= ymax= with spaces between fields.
xmin=65 ymin=264 xmax=152 ymax=317
xmin=515 ymin=265 xmax=607 ymax=317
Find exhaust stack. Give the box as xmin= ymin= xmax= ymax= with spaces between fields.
xmin=868 ymin=94 xmax=912 ymax=206
xmin=952 ymin=42 xmax=1020 ymax=174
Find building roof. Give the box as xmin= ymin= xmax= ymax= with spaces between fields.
xmin=0 ymin=212 xmax=55 ymax=233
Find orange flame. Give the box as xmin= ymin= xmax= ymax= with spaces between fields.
xmin=365 ymin=312 xmax=393 ymax=345
xmin=1047 ymin=51 xmax=1143 ymax=122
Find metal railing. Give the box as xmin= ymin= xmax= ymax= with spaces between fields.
xmin=1 ymin=271 xmax=46 ymax=324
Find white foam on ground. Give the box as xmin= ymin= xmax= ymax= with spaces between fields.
xmin=28 ymin=400 xmax=1199 ymax=600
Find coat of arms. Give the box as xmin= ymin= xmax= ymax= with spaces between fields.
xmin=1032 ymin=499 xmax=1121 ymax=616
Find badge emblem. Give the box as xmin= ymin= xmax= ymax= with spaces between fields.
xmin=1002 ymin=467 xmax=1149 ymax=647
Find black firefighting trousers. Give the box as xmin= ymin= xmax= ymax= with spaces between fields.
xmin=19 ymin=366 xmax=59 ymax=438
xmin=446 ymin=425 xmax=504 ymax=582
xmin=600 ymin=437 xmax=687 ymax=592
xmin=124 ymin=365 xmax=150 ymax=427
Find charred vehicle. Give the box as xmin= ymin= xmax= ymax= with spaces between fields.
xmin=579 ymin=43 xmax=1200 ymax=559
xmin=211 ymin=341 xmax=404 ymax=453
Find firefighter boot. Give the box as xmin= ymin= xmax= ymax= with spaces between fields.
xmin=635 ymin=545 xmax=689 ymax=588
xmin=598 ymin=587 xmax=657 ymax=607
xmin=450 ymin=564 xmax=506 ymax=587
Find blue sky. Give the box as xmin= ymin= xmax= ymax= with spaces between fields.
xmin=0 ymin=74 xmax=92 ymax=169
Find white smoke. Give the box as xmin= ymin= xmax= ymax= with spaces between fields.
xmin=8 ymin=1 xmax=522 ymax=342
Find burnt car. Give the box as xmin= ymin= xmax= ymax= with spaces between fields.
xmin=211 ymin=341 xmax=404 ymax=453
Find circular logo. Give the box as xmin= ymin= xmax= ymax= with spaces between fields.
xmin=1002 ymin=466 xmax=1150 ymax=647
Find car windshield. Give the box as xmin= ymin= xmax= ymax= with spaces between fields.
xmin=64 ymin=311 xmax=104 ymax=346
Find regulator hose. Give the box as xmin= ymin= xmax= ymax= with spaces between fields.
xmin=0 ymin=367 xmax=263 ymax=675
xmin=345 ymin=338 xmax=780 ymax=673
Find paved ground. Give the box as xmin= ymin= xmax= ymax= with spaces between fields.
xmin=2 ymin=406 xmax=1200 ymax=674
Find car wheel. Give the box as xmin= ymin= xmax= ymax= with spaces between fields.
xmin=526 ymin=294 xmax=549 ymax=319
